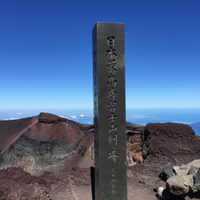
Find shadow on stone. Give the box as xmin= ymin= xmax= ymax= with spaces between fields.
xmin=90 ymin=166 xmax=95 ymax=200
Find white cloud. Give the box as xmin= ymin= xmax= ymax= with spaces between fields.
xmin=17 ymin=112 xmax=23 ymax=115
xmin=71 ymin=115 xmax=77 ymax=119
xmin=172 ymin=121 xmax=194 ymax=124
xmin=128 ymin=114 xmax=146 ymax=119
xmin=6 ymin=118 xmax=19 ymax=120
xmin=87 ymin=121 xmax=92 ymax=124
xmin=60 ymin=116 xmax=68 ymax=119
xmin=80 ymin=114 xmax=84 ymax=117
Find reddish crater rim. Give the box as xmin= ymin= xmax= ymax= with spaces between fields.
xmin=38 ymin=112 xmax=67 ymax=123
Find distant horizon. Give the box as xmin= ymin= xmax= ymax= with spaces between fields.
xmin=1 ymin=108 xmax=200 ymax=126
xmin=1 ymin=107 xmax=200 ymax=110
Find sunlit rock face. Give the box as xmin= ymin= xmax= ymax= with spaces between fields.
xmin=142 ymin=122 xmax=200 ymax=166
xmin=0 ymin=112 xmax=88 ymax=175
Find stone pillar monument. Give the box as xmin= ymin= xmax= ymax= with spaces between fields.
xmin=92 ymin=22 xmax=127 ymax=200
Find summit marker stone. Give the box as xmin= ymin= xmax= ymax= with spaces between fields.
xmin=93 ymin=22 xmax=127 ymax=200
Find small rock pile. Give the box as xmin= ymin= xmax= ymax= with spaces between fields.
xmin=157 ymin=160 xmax=200 ymax=199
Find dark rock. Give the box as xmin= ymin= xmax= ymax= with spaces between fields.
xmin=194 ymin=168 xmax=200 ymax=191
xmin=159 ymin=163 xmax=174 ymax=181
xmin=142 ymin=123 xmax=200 ymax=166
xmin=188 ymin=165 xmax=199 ymax=175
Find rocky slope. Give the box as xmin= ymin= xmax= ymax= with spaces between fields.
xmin=0 ymin=112 xmax=94 ymax=175
xmin=142 ymin=123 xmax=200 ymax=166
xmin=0 ymin=114 xmax=200 ymax=199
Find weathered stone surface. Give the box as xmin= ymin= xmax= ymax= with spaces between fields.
xmin=142 ymin=123 xmax=200 ymax=166
xmin=173 ymin=165 xmax=190 ymax=176
xmin=188 ymin=165 xmax=199 ymax=175
xmin=163 ymin=160 xmax=200 ymax=194
xmin=166 ymin=175 xmax=191 ymax=195
xmin=173 ymin=159 xmax=200 ymax=177
xmin=194 ymin=168 xmax=200 ymax=191
xmin=159 ymin=163 xmax=174 ymax=181
xmin=93 ymin=22 xmax=127 ymax=200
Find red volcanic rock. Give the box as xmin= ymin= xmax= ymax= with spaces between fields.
xmin=38 ymin=112 xmax=66 ymax=123
xmin=132 ymin=152 xmax=143 ymax=163
xmin=0 ymin=113 xmax=85 ymax=151
xmin=126 ymin=123 xmax=144 ymax=165
xmin=0 ymin=113 xmax=90 ymax=176
xmin=0 ymin=116 xmax=38 ymax=151
xmin=25 ymin=114 xmax=84 ymax=143
xmin=0 ymin=166 xmax=92 ymax=200
xmin=0 ymin=166 xmax=160 ymax=200
xmin=1 ymin=119 xmax=200 ymax=199
xmin=142 ymin=123 xmax=200 ymax=166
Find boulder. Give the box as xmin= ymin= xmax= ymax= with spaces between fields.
xmin=163 ymin=160 xmax=200 ymax=194
xmin=142 ymin=123 xmax=200 ymax=166
xmin=173 ymin=159 xmax=200 ymax=176
xmin=166 ymin=175 xmax=193 ymax=195
xmin=188 ymin=165 xmax=199 ymax=175
xmin=159 ymin=163 xmax=174 ymax=181
xmin=157 ymin=187 xmax=171 ymax=200
xmin=194 ymin=168 xmax=200 ymax=191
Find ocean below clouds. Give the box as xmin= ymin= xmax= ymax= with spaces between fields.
xmin=0 ymin=108 xmax=200 ymax=134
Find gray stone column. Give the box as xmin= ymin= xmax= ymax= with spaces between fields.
xmin=93 ymin=22 xmax=127 ymax=200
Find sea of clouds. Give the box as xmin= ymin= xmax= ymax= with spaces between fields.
xmin=1 ymin=108 xmax=200 ymax=126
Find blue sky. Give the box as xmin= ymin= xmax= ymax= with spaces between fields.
xmin=0 ymin=0 xmax=200 ymax=110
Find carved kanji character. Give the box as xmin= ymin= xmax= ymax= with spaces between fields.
xmin=111 ymin=179 xmax=116 ymax=184
xmin=107 ymin=100 xmax=116 ymax=113
xmin=112 ymin=189 xmax=117 ymax=195
xmin=111 ymin=168 xmax=116 ymax=174
xmin=107 ymin=36 xmax=115 ymax=46
xmin=107 ymin=134 xmax=117 ymax=145
xmin=107 ymin=75 xmax=117 ymax=87
xmin=111 ymin=184 xmax=116 ymax=189
xmin=106 ymin=59 xmax=117 ymax=74
xmin=108 ymin=147 xmax=119 ymax=163
xmin=106 ymin=47 xmax=117 ymax=59
xmin=107 ymin=88 xmax=118 ymax=100
xmin=111 ymin=168 xmax=116 ymax=177
xmin=108 ymin=113 xmax=117 ymax=122
xmin=108 ymin=124 xmax=117 ymax=133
